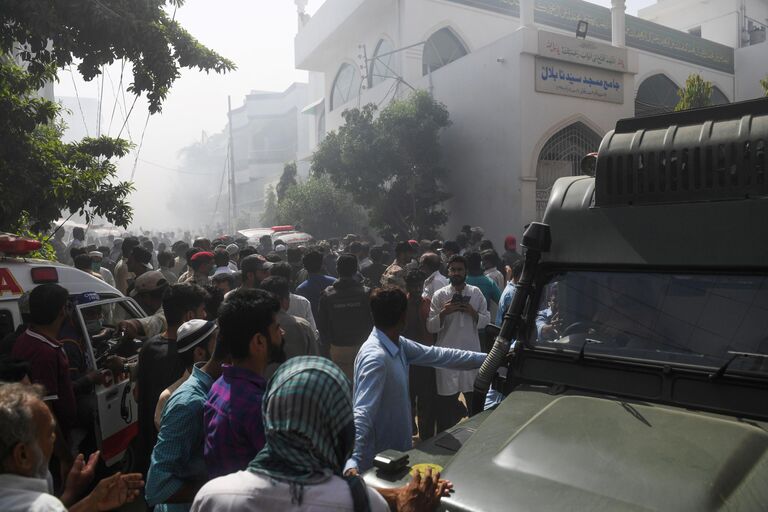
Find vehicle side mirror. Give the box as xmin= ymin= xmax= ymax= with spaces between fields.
xmin=580 ymin=153 xmax=598 ymax=176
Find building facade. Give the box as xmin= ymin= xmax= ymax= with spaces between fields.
xmin=639 ymin=0 xmax=768 ymax=49
xmin=294 ymin=0 xmax=767 ymax=244
xmin=226 ymin=83 xmax=310 ymax=224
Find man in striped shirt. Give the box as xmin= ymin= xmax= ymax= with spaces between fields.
xmin=146 ymin=320 xmax=226 ymax=512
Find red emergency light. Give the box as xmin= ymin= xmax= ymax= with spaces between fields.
xmin=271 ymin=225 xmax=295 ymax=233
xmin=0 ymin=234 xmax=42 ymax=256
xmin=31 ymin=267 xmax=59 ymax=284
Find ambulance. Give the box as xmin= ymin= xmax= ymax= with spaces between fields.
xmin=0 ymin=233 xmax=148 ymax=468
xmin=238 ymin=225 xmax=314 ymax=248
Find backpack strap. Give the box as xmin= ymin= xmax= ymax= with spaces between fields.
xmin=343 ymin=474 xmax=371 ymax=512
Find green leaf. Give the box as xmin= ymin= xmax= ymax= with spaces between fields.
xmin=311 ymin=90 xmax=451 ymax=239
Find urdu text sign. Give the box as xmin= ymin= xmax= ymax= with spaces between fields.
xmin=535 ymin=57 xmax=624 ymax=104
xmin=538 ymin=31 xmax=628 ymax=73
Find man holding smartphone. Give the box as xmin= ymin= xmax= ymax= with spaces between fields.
xmin=427 ymin=254 xmax=490 ymax=431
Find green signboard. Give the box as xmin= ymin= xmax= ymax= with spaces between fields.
xmin=446 ymin=0 xmax=735 ymax=73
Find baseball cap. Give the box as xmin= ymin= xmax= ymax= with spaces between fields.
xmin=88 ymin=250 xmax=103 ymax=259
xmin=190 ymin=251 xmax=214 ymax=263
xmin=176 ymin=319 xmax=218 ymax=354
xmin=213 ymin=266 xmax=234 ymax=276
xmin=241 ymin=254 xmax=273 ymax=273
xmin=130 ymin=271 xmax=168 ymax=297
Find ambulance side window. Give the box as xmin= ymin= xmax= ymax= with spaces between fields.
xmin=0 ymin=310 xmax=14 ymax=338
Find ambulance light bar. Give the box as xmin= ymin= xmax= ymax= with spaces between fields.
xmin=0 ymin=234 xmax=43 ymax=256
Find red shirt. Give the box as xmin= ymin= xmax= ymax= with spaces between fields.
xmin=11 ymin=328 xmax=77 ymax=431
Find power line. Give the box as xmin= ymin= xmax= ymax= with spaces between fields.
xmin=105 ymin=64 xmax=124 ymax=137
xmin=118 ymin=59 xmax=133 ymax=142
xmin=116 ymin=93 xmax=138 ymax=141
xmin=67 ymin=65 xmax=90 ymax=138
xmin=97 ymin=65 xmax=105 ymax=137
xmin=129 ymin=112 xmax=151 ymax=181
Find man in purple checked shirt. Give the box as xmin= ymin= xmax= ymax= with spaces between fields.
xmin=203 ymin=288 xmax=287 ymax=479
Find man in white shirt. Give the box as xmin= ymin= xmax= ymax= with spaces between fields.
xmin=427 ymin=254 xmax=490 ymax=432
xmin=0 ymin=383 xmax=143 ymax=512
xmin=420 ymin=252 xmax=449 ymax=300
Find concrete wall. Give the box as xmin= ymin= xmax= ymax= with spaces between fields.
xmin=314 ymin=0 xmax=521 ymax=141
xmin=735 ymin=41 xmax=768 ymax=100
xmin=411 ymin=27 xmax=636 ymax=244
xmin=640 ymin=0 xmax=768 ymax=49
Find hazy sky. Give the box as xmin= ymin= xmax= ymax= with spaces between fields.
xmin=53 ymin=0 xmax=657 ymax=229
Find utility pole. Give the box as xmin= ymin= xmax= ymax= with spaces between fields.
xmin=227 ymin=96 xmax=237 ymax=233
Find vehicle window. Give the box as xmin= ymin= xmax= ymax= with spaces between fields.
xmin=531 ymin=271 xmax=768 ymax=372
xmin=78 ymin=300 xmax=144 ymax=364
xmin=0 ymin=309 xmax=14 ymax=338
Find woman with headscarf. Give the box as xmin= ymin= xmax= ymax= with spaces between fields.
xmin=191 ymin=356 xmax=448 ymax=511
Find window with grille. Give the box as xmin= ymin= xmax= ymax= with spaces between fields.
xmin=536 ymin=122 xmax=602 ymax=219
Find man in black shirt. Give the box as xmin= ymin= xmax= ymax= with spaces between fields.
xmin=317 ymin=254 xmax=373 ymax=379
xmin=134 ymin=283 xmax=208 ymax=475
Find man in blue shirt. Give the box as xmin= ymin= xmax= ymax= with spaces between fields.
xmin=295 ymin=249 xmax=335 ymax=320
xmin=145 ymin=320 xmax=227 ymax=512
xmin=344 ymin=287 xmax=487 ymax=475
xmin=486 ymin=260 xmax=525 ymax=410
xmin=495 ymin=259 xmax=524 ymax=325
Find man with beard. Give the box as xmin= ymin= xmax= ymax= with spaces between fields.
xmin=344 ymin=287 xmax=486 ymax=475
xmin=427 ymin=254 xmax=490 ymax=432
xmin=0 ymin=383 xmax=144 ymax=511
xmin=203 ymin=289 xmax=286 ymax=479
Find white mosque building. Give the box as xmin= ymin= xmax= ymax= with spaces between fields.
xmin=291 ymin=0 xmax=768 ymax=243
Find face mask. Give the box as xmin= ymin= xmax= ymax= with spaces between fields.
xmin=92 ymin=262 xmax=101 ymax=272
xmin=449 ymin=274 xmax=465 ymax=286
xmin=86 ymin=319 xmax=103 ymax=335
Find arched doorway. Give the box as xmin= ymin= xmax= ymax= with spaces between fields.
xmin=635 ymin=74 xmax=679 ymax=117
xmin=536 ymin=122 xmax=602 ymax=219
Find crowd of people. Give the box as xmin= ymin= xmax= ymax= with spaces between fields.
xmin=1 ymin=223 xmax=526 ymax=511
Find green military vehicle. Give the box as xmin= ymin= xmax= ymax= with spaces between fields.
xmin=364 ymin=98 xmax=768 ymax=511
